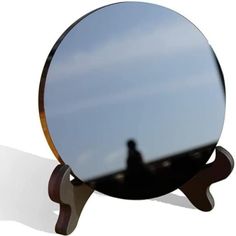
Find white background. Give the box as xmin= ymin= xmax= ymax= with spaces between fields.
xmin=0 ymin=0 xmax=235 ymax=235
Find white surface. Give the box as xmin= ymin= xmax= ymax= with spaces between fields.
xmin=0 ymin=0 xmax=235 ymax=235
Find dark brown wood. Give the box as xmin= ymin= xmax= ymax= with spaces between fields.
xmin=180 ymin=146 xmax=234 ymax=211
xmin=49 ymin=164 xmax=93 ymax=235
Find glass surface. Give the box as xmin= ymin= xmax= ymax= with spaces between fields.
xmin=40 ymin=2 xmax=225 ymax=199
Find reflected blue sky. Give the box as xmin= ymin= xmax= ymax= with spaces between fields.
xmin=44 ymin=2 xmax=225 ymax=180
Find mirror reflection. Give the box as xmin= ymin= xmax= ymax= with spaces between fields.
xmin=86 ymin=138 xmax=215 ymax=198
xmin=42 ymin=2 xmax=225 ymax=199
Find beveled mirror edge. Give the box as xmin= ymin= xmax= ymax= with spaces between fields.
xmin=210 ymin=46 xmax=226 ymax=97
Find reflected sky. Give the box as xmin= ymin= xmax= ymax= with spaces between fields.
xmin=44 ymin=2 xmax=225 ymax=180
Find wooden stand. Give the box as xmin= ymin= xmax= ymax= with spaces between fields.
xmin=49 ymin=146 xmax=233 ymax=235
xmin=48 ymin=165 xmax=94 ymax=235
xmin=179 ymin=146 xmax=234 ymax=211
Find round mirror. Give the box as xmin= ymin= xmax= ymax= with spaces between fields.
xmin=39 ymin=2 xmax=225 ymax=199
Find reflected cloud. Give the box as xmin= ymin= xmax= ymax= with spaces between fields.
xmin=48 ymin=20 xmax=207 ymax=81
xmin=76 ymin=147 xmax=125 ymax=180
xmin=105 ymin=148 xmax=125 ymax=164
xmin=48 ymin=72 xmax=217 ymax=117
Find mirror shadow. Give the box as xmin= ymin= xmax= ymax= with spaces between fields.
xmin=0 ymin=145 xmax=58 ymax=233
xmin=154 ymin=193 xmax=195 ymax=209
xmin=86 ymin=139 xmax=216 ymax=199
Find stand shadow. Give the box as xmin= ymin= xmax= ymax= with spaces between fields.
xmin=0 ymin=145 xmax=58 ymax=233
xmin=95 ymin=190 xmax=195 ymax=209
xmin=154 ymin=193 xmax=195 ymax=209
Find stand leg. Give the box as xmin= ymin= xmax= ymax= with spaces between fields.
xmin=179 ymin=146 xmax=234 ymax=211
xmin=49 ymin=164 xmax=94 ymax=235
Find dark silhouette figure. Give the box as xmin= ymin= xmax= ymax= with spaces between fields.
xmin=125 ymin=139 xmax=150 ymax=186
xmin=126 ymin=140 xmax=144 ymax=173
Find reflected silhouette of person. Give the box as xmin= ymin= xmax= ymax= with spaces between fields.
xmin=125 ymin=139 xmax=148 ymax=185
xmin=126 ymin=139 xmax=144 ymax=172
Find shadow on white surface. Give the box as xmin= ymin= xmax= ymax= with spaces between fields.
xmin=0 ymin=145 xmax=195 ymax=234
xmin=94 ymin=182 xmax=195 ymax=209
xmin=155 ymin=193 xmax=195 ymax=209
xmin=0 ymin=145 xmax=58 ymax=233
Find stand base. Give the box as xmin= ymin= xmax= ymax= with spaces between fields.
xmin=179 ymin=146 xmax=234 ymax=211
xmin=49 ymin=165 xmax=93 ymax=235
xmin=49 ymin=146 xmax=233 ymax=235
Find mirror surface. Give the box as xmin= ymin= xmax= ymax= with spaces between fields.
xmin=40 ymin=2 xmax=225 ymax=199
